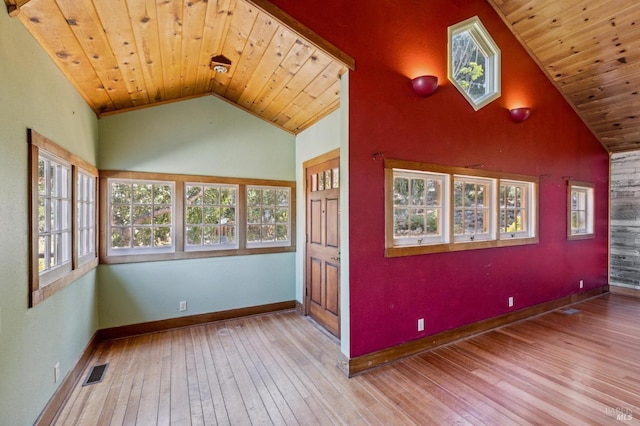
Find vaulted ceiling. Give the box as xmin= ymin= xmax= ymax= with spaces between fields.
xmin=487 ymin=0 xmax=640 ymax=153
xmin=5 ymin=0 xmax=640 ymax=150
xmin=3 ymin=0 xmax=353 ymax=134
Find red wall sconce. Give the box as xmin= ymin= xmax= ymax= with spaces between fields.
xmin=412 ymin=75 xmax=438 ymax=97
xmin=509 ymin=107 xmax=531 ymax=123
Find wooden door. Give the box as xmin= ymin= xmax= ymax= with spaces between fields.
xmin=305 ymin=155 xmax=340 ymax=338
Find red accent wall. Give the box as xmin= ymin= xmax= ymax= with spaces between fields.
xmin=273 ymin=0 xmax=609 ymax=357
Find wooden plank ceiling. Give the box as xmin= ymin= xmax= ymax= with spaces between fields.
xmin=4 ymin=0 xmax=353 ymax=134
xmin=487 ymin=0 xmax=640 ymax=153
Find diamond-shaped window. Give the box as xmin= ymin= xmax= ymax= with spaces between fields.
xmin=448 ymin=16 xmax=501 ymax=111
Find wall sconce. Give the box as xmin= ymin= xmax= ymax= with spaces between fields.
xmin=509 ymin=107 xmax=531 ymax=123
xmin=210 ymin=54 xmax=232 ymax=73
xmin=412 ymin=75 xmax=438 ymax=97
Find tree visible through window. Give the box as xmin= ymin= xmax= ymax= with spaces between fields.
xmin=247 ymin=186 xmax=291 ymax=247
xmin=385 ymin=159 xmax=538 ymax=257
xmin=108 ymin=180 xmax=174 ymax=254
xmin=448 ymin=16 xmax=501 ymax=110
xmin=185 ymin=183 xmax=238 ymax=250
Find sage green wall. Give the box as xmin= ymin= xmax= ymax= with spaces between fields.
xmin=0 ymin=12 xmax=99 ymax=426
xmin=98 ymin=97 xmax=296 ymax=328
xmin=294 ymin=74 xmax=350 ymax=357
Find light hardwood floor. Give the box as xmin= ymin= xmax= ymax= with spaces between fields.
xmin=55 ymin=294 xmax=640 ymax=425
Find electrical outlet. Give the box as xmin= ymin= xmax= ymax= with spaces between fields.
xmin=417 ymin=318 xmax=425 ymax=332
xmin=508 ymin=296 xmax=514 ymax=308
xmin=54 ymin=362 xmax=60 ymax=383
xmin=179 ymin=301 xmax=187 ymax=312
xmin=579 ymin=279 xmax=584 ymax=289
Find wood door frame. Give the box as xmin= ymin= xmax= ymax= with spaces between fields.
xmin=303 ymin=148 xmax=340 ymax=321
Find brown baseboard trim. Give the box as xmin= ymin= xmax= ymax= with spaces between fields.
xmin=347 ymin=286 xmax=609 ymax=376
xmin=609 ymin=284 xmax=640 ymax=299
xmin=98 ymin=300 xmax=297 ymax=341
xmin=35 ymin=332 xmax=99 ymax=426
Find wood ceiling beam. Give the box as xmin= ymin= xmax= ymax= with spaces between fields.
xmin=4 ymin=0 xmax=31 ymax=17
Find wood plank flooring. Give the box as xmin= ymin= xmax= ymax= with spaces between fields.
xmin=55 ymin=294 xmax=640 ymax=425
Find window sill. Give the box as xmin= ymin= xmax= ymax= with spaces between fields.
xmin=385 ymin=236 xmax=538 ymax=258
xmin=100 ymin=245 xmax=296 ymax=265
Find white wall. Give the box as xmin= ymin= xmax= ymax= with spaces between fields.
xmin=0 ymin=12 xmax=99 ymax=425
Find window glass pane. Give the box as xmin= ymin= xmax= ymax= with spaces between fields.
xmin=133 ymin=228 xmax=152 ymax=247
xmin=333 ymin=168 xmax=339 ymax=189
xmin=451 ymin=30 xmax=487 ymax=101
xmin=426 ymin=210 xmax=439 ymax=235
xmin=186 ymin=185 xmax=203 ymax=205
xmin=410 ymin=208 xmax=425 ymax=234
xmin=112 ymin=183 xmax=132 ymax=204
xmin=318 ymin=172 xmax=325 ymax=191
xmin=133 ymin=206 xmax=153 ymax=225
xmin=325 ymin=170 xmax=332 ymax=189
xmin=203 ymin=226 xmax=219 ymax=245
xmin=394 ymin=177 xmax=409 ymax=206
xmin=426 ymin=179 xmax=440 ymax=206
xmin=133 ymin=184 xmax=152 ymax=204
xmin=394 ymin=208 xmax=409 ymax=237
xmin=111 ymin=228 xmax=131 ymax=248
xmin=154 ymin=227 xmax=172 ymax=246
xmin=411 ymin=179 xmax=425 ymax=205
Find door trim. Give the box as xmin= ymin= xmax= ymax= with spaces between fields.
xmin=303 ymin=148 xmax=340 ymax=326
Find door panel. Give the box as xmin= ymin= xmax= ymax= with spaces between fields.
xmin=326 ymin=197 xmax=339 ymax=248
xmin=325 ymin=262 xmax=340 ymax=315
xmin=305 ymin=155 xmax=340 ymax=338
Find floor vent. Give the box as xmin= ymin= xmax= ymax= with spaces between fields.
xmin=560 ymin=308 xmax=581 ymax=315
xmin=82 ymin=363 xmax=108 ymax=386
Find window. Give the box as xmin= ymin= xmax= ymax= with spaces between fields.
xmin=107 ymin=179 xmax=175 ymax=255
xmin=568 ymin=181 xmax=594 ymax=240
xmin=185 ymin=183 xmax=238 ymax=251
xmin=392 ymin=170 xmax=449 ymax=246
xmin=448 ymin=16 xmax=501 ymax=110
xmin=385 ymin=159 xmax=538 ymax=257
xmin=453 ymin=176 xmax=495 ymax=242
xmin=37 ymin=150 xmax=72 ymax=284
xmin=77 ymin=169 xmax=97 ymax=265
xmin=247 ymin=186 xmax=291 ymax=247
xmin=500 ymin=180 xmax=535 ymax=239
xmin=28 ymin=129 xmax=99 ymax=306
xmin=100 ymin=170 xmax=295 ymax=263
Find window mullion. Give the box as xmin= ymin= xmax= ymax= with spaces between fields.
xmin=175 ymin=182 xmax=185 ymax=253
xmin=238 ymin=185 xmax=247 ymax=250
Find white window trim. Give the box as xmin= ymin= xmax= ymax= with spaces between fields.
xmin=453 ymin=175 xmax=496 ymax=243
xmin=38 ymin=150 xmax=73 ymax=287
xmin=106 ymin=178 xmax=176 ymax=256
xmin=392 ymin=169 xmax=449 ymax=247
xmin=568 ymin=181 xmax=595 ymax=240
xmin=385 ymin=159 xmax=538 ymax=257
xmin=448 ymin=16 xmax=501 ymax=111
xmin=499 ymin=179 xmax=537 ymax=240
xmin=77 ymin=168 xmax=97 ymax=265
